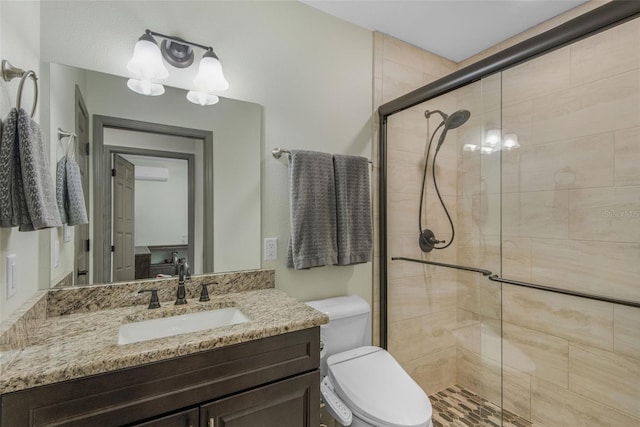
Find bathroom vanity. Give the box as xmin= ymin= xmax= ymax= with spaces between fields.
xmin=0 ymin=270 xmax=327 ymax=426
xmin=2 ymin=328 xmax=319 ymax=426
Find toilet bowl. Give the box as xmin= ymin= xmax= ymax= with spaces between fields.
xmin=327 ymin=346 xmax=432 ymax=427
xmin=306 ymin=296 xmax=433 ymax=427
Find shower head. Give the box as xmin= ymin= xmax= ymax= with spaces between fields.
xmin=435 ymin=109 xmax=471 ymax=152
xmin=444 ymin=109 xmax=471 ymax=130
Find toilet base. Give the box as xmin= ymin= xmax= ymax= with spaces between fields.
xmin=347 ymin=414 xmax=433 ymax=427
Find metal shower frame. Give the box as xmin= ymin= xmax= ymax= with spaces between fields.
xmin=377 ymin=0 xmax=640 ymax=348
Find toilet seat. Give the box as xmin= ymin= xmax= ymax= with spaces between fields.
xmin=327 ymin=346 xmax=432 ymax=427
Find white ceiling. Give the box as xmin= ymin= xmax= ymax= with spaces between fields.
xmin=300 ymin=0 xmax=589 ymax=62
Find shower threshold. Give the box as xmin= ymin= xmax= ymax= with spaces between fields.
xmin=431 ymin=385 xmax=531 ymax=427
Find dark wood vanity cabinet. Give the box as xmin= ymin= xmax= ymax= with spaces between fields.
xmin=0 ymin=328 xmax=320 ymax=427
xmin=133 ymin=407 xmax=199 ymax=427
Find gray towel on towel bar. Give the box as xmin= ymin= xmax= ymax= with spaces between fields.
xmin=0 ymin=109 xmax=30 ymax=228
xmin=0 ymin=108 xmax=62 ymax=231
xmin=287 ymin=150 xmax=338 ymax=269
xmin=333 ymin=154 xmax=372 ymax=265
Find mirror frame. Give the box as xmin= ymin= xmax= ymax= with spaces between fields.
xmin=93 ymin=115 xmax=214 ymax=283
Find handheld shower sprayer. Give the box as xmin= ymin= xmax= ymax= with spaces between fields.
xmin=419 ymin=109 xmax=471 ymax=252
xmin=426 ymin=109 xmax=471 ymax=152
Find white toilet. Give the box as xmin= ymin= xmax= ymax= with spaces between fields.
xmin=306 ymin=295 xmax=433 ymax=427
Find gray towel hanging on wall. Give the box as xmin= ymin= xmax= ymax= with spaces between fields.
xmin=0 ymin=108 xmax=62 ymax=231
xmin=333 ymin=154 xmax=372 ymax=265
xmin=287 ymin=149 xmax=338 ymax=269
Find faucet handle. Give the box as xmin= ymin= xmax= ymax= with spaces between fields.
xmin=199 ymin=282 xmax=218 ymax=302
xmin=138 ymin=289 xmax=161 ymax=309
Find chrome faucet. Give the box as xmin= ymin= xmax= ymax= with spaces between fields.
xmin=175 ymin=259 xmax=190 ymax=305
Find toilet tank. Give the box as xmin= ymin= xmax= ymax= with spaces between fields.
xmin=305 ymin=295 xmax=371 ymax=376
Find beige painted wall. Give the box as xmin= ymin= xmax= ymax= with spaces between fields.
xmin=0 ymin=1 xmax=44 ymax=321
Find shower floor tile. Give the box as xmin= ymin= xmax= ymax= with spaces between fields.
xmin=431 ymin=385 xmax=532 ymax=427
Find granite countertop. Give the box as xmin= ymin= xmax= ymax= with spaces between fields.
xmin=0 ymin=288 xmax=328 ymax=394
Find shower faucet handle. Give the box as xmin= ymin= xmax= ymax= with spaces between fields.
xmin=419 ymin=229 xmax=445 ymax=252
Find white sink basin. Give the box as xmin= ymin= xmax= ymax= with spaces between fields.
xmin=118 ymin=307 xmax=250 ymax=345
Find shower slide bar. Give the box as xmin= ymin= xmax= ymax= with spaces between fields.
xmin=391 ymin=257 xmax=640 ymax=309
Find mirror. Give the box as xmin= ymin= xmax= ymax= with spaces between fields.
xmin=47 ymin=63 xmax=262 ymax=287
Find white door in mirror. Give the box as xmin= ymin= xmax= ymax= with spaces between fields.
xmin=118 ymin=307 xmax=250 ymax=345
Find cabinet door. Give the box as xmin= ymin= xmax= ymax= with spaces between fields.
xmin=133 ymin=407 xmax=199 ymax=427
xmin=201 ymin=371 xmax=319 ymax=427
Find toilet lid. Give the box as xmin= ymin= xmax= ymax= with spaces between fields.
xmin=327 ymin=346 xmax=432 ymax=427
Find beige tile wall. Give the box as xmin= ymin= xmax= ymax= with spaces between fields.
xmin=488 ymin=16 xmax=638 ymax=425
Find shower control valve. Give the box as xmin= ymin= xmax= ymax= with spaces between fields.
xmin=419 ymin=229 xmax=444 ymax=252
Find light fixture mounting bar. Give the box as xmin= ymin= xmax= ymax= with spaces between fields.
xmin=146 ymin=29 xmax=213 ymax=52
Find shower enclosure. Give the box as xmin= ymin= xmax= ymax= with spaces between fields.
xmin=378 ymin=2 xmax=640 ymax=426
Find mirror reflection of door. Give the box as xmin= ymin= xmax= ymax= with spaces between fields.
xmin=112 ymin=154 xmax=135 ymax=282
xmin=102 ymin=127 xmax=197 ymax=283
xmin=74 ymin=87 xmax=90 ymax=285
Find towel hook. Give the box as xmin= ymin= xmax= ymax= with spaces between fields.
xmin=2 ymin=60 xmax=38 ymax=118
xmin=57 ymin=128 xmax=75 ymax=141
xmin=57 ymin=128 xmax=77 ymax=158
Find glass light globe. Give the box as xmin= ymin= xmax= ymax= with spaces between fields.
xmin=193 ymin=50 xmax=229 ymax=93
xmin=126 ymin=33 xmax=169 ymax=80
xmin=127 ymin=78 xmax=165 ymax=96
xmin=481 ymin=146 xmax=495 ymax=154
xmin=502 ymin=133 xmax=520 ymax=150
xmin=186 ymin=90 xmax=220 ymax=106
xmin=485 ymin=129 xmax=501 ymax=147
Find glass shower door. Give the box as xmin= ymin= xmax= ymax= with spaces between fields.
xmin=499 ymin=16 xmax=640 ymax=426
xmin=385 ymin=74 xmax=507 ymax=426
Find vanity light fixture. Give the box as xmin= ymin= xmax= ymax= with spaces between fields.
xmin=502 ymin=133 xmax=520 ymax=150
xmin=477 ymin=129 xmax=521 ymax=154
xmin=126 ymin=29 xmax=228 ymax=105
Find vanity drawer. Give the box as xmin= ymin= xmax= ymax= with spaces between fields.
xmin=0 ymin=327 xmax=319 ymax=427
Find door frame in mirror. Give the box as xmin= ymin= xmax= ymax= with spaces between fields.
xmin=93 ymin=115 xmax=214 ymax=284
xmin=106 ymin=146 xmax=195 ymax=281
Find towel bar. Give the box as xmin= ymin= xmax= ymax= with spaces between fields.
xmin=272 ymin=147 xmax=372 ymax=164
xmin=2 ymin=59 xmax=38 ymax=117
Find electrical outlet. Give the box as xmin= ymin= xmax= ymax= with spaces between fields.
xmin=6 ymin=254 xmax=17 ymax=299
xmin=264 ymin=238 xmax=278 ymax=261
